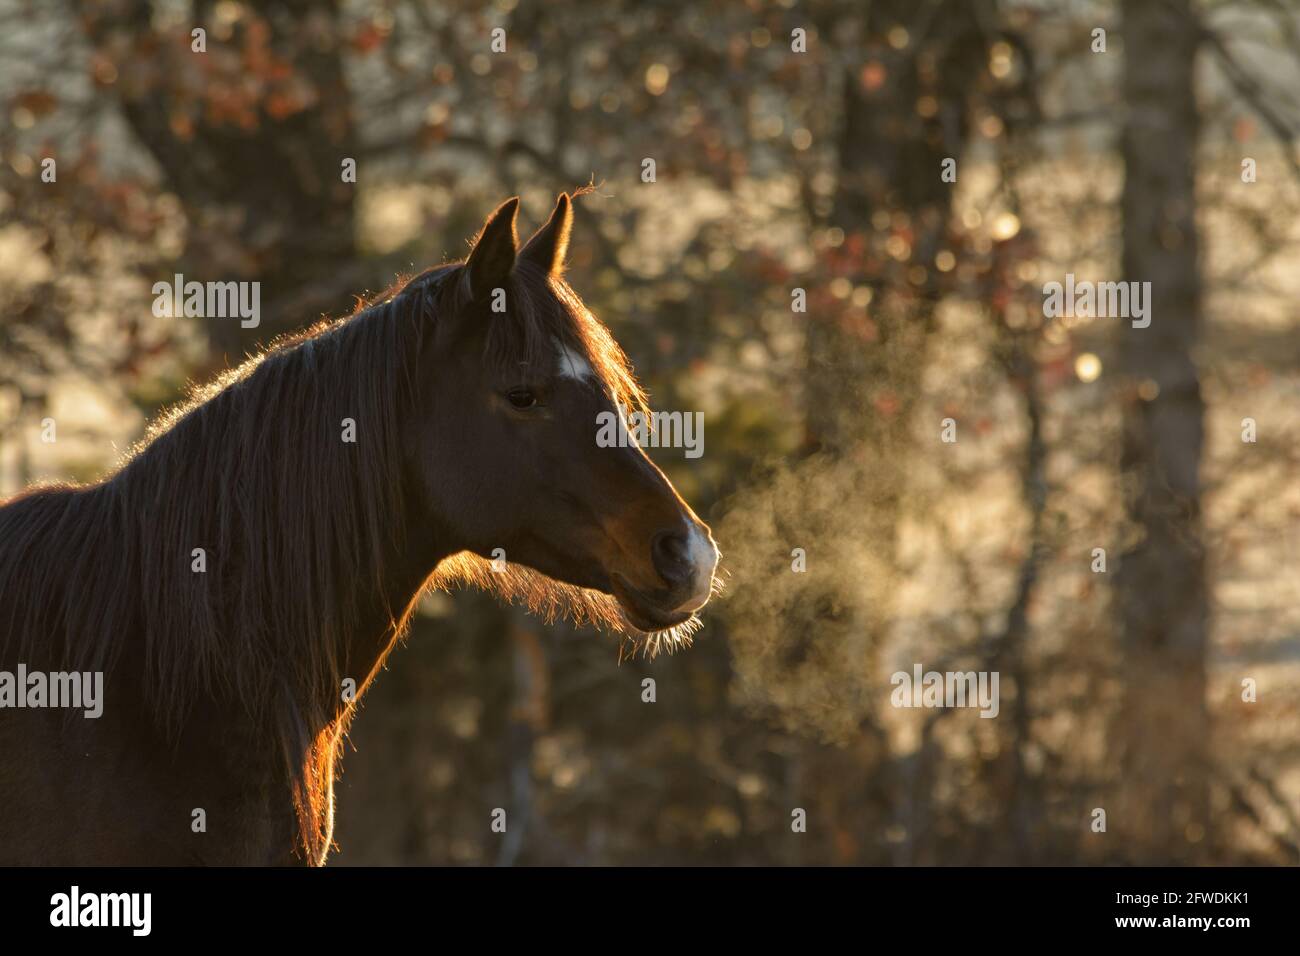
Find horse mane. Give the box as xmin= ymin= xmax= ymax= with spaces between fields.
xmin=0 ymin=254 xmax=672 ymax=864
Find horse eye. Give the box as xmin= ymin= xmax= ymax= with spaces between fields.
xmin=506 ymin=388 xmax=537 ymax=410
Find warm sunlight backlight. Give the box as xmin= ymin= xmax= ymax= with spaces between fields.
xmin=1075 ymin=352 xmax=1102 ymax=383
xmin=645 ymin=63 xmax=670 ymax=95
xmin=990 ymin=212 xmax=1020 ymax=240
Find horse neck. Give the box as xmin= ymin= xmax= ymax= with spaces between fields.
xmin=134 ymin=299 xmax=452 ymax=738
xmin=333 ymin=500 xmax=453 ymax=701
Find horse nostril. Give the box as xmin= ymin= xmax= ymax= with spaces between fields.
xmin=651 ymin=530 xmax=693 ymax=587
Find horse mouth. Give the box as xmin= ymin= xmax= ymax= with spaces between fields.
xmin=609 ymin=572 xmax=694 ymax=633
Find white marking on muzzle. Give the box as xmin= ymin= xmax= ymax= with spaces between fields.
xmin=673 ymin=524 xmax=719 ymax=614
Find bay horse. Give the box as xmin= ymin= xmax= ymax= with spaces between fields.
xmin=0 ymin=194 xmax=719 ymax=865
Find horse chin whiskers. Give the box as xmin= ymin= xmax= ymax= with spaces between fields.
xmin=617 ymin=614 xmax=702 ymax=662
xmin=427 ymin=553 xmax=645 ymax=636
xmin=617 ymin=570 xmax=725 ymax=659
xmin=428 ymin=552 xmax=709 ymax=660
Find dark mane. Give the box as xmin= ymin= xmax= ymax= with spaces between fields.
xmin=0 ymin=256 xmax=652 ymax=862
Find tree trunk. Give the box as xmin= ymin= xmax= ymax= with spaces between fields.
xmin=79 ymin=0 xmax=359 ymax=365
xmin=1116 ymin=0 xmax=1209 ymax=863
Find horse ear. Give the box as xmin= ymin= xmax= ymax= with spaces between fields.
xmin=465 ymin=196 xmax=519 ymax=300
xmin=520 ymin=193 xmax=573 ymax=275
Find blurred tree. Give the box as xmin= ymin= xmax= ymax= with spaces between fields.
xmin=76 ymin=0 xmax=359 ymax=363
xmin=1116 ymin=0 xmax=1210 ymax=864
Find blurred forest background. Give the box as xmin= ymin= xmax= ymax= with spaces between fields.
xmin=2 ymin=0 xmax=1299 ymax=865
